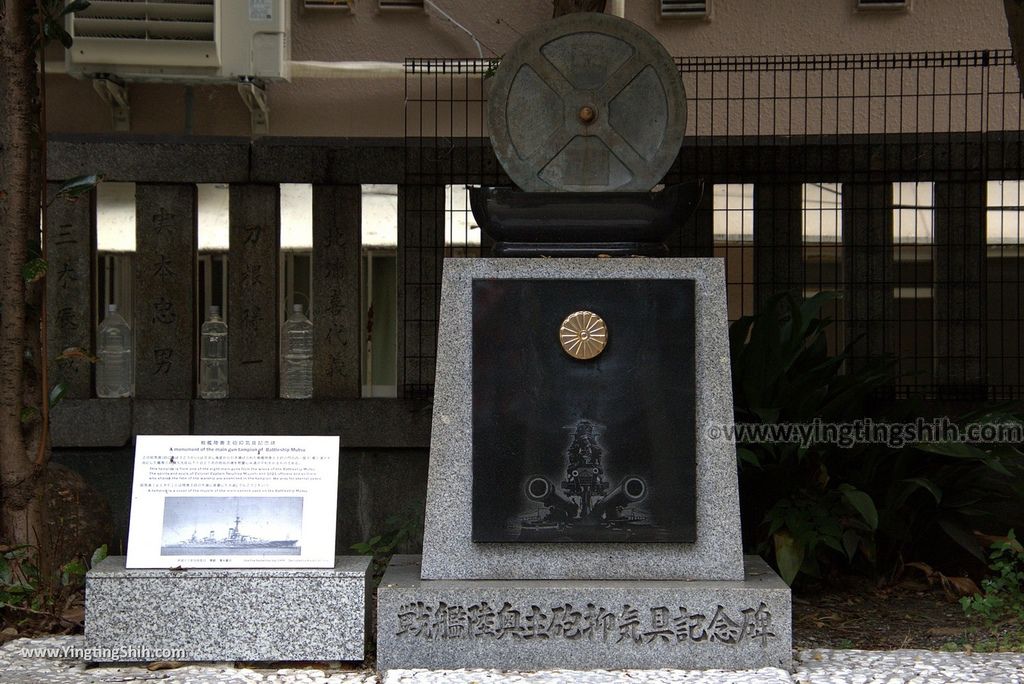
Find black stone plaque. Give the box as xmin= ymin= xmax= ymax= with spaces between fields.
xmin=472 ymin=279 xmax=696 ymax=543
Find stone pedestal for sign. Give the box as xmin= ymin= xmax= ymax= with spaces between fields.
xmin=376 ymin=258 xmax=793 ymax=671
xmin=85 ymin=556 xmax=370 ymax=662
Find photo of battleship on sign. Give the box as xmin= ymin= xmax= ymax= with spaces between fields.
xmin=160 ymin=496 xmax=302 ymax=556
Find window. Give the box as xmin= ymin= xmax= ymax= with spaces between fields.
xmin=279 ymin=184 xmax=314 ymax=322
xmin=892 ymin=182 xmax=934 ymax=387
xmin=893 ymin=182 xmax=934 ymax=252
xmin=987 ymin=180 xmax=1024 ymax=248
xmin=445 ymin=184 xmax=482 ymax=257
xmin=95 ymin=182 xmax=136 ymax=326
xmin=802 ymin=183 xmax=844 ymax=353
xmin=985 ymin=181 xmax=1024 ymax=391
xmin=196 ymin=183 xmax=229 ymax=326
xmin=712 ymin=184 xmax=753 ymax=321
xmin=360 ymin=184 xmax=398 ymax=398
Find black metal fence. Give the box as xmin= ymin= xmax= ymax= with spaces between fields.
xmin=402 ymin=50 xmax=1024 ymax=402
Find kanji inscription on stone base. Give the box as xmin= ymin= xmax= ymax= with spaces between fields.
xmin=395 ymin=600 xmax=776 ymax=646
xmin=377 ymin=556 xmax=791 ymax=671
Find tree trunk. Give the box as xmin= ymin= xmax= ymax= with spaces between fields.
xmin=0 ymin=0 xmax=48 ymax=556
xmin=553 ymin=0 xmax=607 ymax=17
xmin=1005 ymin=0 xmax=1024 ymax=93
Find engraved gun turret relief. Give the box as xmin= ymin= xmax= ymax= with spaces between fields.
xmin=518 ymin=420 xmax=649 ymax=540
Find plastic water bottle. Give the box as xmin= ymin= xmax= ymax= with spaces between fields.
xmin=280 ymin=304 xmax=313 ymax=399
xmin=199 ymin=305 xmax=228 ymax=399
xmin=96 ymin=304 xmax=132 ymax=398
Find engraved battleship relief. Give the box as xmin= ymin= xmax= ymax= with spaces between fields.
xmin=517 ymin=421 xmax=651 ymax=541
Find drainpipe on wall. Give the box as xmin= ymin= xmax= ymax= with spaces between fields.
xmin=287 ymin=61 xmax=406 ymax=79
xmin=608 ymin=0 xmax=625 ymax=18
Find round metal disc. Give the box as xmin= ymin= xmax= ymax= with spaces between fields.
xmin=559 ymin=310 xmax=608 ymax=360
xmin=487 ymin=13 xmax=686 ymax=193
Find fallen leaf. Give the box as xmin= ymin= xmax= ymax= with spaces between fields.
xmin=61 ymin=605 xmax=85 ymax=624
xmin=973 ymin=530 xmax=1024 ymax=554
xmin=905 ymin=561 xmax=936 ymax=579
xmin=941 ymin=575 xmax=981 ymax=598
xmin=147 ymin=661 xmax=185 ymax=671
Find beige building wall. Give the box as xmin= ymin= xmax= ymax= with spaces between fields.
xmin=45 ymin=0 xmax=1012 ymax=138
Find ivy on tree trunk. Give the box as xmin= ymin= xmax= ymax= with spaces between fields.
xmin=0 ymin=0 xmax=49 ymax=559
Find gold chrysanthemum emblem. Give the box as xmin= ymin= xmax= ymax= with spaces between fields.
xmin=559 ymin=311 xmax=608 ymax=360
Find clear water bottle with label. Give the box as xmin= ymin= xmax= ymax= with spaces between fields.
xmin=280 ymin=303 xmax=313 ymax=399
xmin=96 ymin=304 xmax=132 ymax=398
xmin=199 ymin=305 xmax=228 ymax=399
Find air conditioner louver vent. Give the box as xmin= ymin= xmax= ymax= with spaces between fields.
xmin=73 ymin=1 xmax=215 ymax=40
xmin=660 ymin=0 xmax=709 ymax=18
xmin=305 ymin=0 xmax=352 ymax=8
xmin=857 ymin=0 xmax=909 ymax=9
xmin=379 ymin=0 xmax=424 ymax=9
xmin=68 ymin=0 xmax=218 ymax=69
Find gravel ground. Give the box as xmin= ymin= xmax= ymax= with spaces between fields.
xmin=1 ymin=637 xmax=1022 ymax=684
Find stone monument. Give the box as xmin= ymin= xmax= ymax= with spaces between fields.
xmin=376 ymin=13 xmax=791 ymax=671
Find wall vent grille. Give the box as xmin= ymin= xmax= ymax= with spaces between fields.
xmin=660 ymin=0 xmax=710 ymax=19
xmin=857 ymin=0 xmax=910 ymax=10
xmin=379 ymin=0 xmax=424 ymax=10
xmin=71 ymin=0 xmax=215 ymax=42
xmin=305 ymin=0 xmax=352 ymax=8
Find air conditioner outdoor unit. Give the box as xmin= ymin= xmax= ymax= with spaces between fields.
xmin=64 ymin=0 xmax=290 ymax=83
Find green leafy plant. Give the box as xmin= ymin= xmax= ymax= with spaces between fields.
xmin=864 ymin=411 xmax=1024 ymax=578
xmin=731 ymin=292 xmax=894 ymax=584
xmin=730 ymin=292 xmax=1024 ymax=585
xmin=961 ymin=531 xmax=1024 ymax=622
xmin=482 ymin=56 xmax=502 ymax=79
xmin=351 ymin=503 xmax=424 ymax=586
xmin=0 ymin=544 xmax=107 ymax=634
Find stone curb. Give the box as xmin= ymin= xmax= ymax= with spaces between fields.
xmin=2 ymin=637 xmax=1022 ymax=684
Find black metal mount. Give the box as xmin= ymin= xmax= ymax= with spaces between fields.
xmin=469 ymin=181 xmax=704 ymax=258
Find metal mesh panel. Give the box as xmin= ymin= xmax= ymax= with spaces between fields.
xmin=403 ymin=50 xmax=1024 ymax=401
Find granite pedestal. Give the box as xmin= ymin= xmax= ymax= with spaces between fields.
xmin=85 ymin=556 xmax=370 ymax=662
xmin=377 ymin=258 xmax=792 ymax=671
xmin=378 ymin=555 xmax=791 ymax=671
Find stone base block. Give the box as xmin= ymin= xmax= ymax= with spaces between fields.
xmin=85 ymin=556 xmax=370 ymax=662
xmin=377 ymin=555 xmax=791 ymax=671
